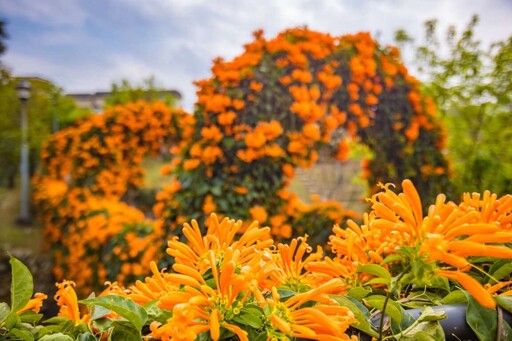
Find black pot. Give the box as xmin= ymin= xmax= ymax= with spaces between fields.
xmin=347 ymin=304 xmax=512 ymax=341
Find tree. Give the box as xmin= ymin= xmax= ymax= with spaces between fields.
xmin=105 ymin=76 xmax=179 ymax=108
xmin=0 ymin=77 xmax=88 ymax=188
xmin=396 ymin=15 xmax=512 ymax=196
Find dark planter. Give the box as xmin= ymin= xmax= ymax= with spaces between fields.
xmin=347 ymin=304 xmax=512 ymax=341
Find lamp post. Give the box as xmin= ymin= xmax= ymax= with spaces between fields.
xmin=16 ymin=79 xmax=31 ymax=225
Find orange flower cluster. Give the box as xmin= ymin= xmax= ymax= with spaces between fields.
xmin=134 ymin=214 xmax=357 ymax=341
xmin=34 ymin=101 xmax=194 ymax=292
xmin=35 ymin=27 xmax=452 ymax=293
xmin=317 ymin=179 xmax=512 ymax=309
xmin=154 ymin=27 xmax=450 ymax=248
xmin=41 ymin=187 xmax=165 ymax=292
xmin=37 ymin=101 xmax=193 ymax=197
xmin=26 ymin=213 xmax=360 ymax=340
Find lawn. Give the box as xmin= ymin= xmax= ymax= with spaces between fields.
xmin=0 ymin=187 xmax=44 ymax=253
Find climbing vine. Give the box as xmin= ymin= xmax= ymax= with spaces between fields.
xmin=35 ymin=28 xmax=451 ymax=291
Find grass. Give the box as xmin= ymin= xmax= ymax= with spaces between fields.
xmin=142 ymin=156 xmax=172 ymax=189
xmin=0 ymin=187 xmax=44 ymax=253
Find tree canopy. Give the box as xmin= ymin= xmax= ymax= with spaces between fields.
xmin=396 ymin=15 xmax=512 ymax=196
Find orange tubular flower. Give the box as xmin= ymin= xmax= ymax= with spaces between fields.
xmin=16 ymin=293 xmax=48 ymax=314
xmin=324 ymin=179 xmax=512 ymax=307
xmin=270 ymin=236 xmax=328 ymax=291
xmin=54 ymin=280 xmax=88 ymax=324
xmin=437 ymin=269 xmax=496 ymax=309
xmin=166 ymin=213 xmax=272 ymax=272
xmin=154 ymin=247 xmax=251 ymax=341
xmin=266 ymin=279 xmax=356 ymax=341
xmin=128 ymin=261 xmax=177 ymax=305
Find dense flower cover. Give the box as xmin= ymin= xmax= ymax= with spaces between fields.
xmin=34 ymin=28 xmax=452 ymax=292
xmin=156 ymin=28 xmax=451 ymax=245
xmin=34 ymin=101 xmax=194 ymax=291
xmin=5 ymin=180 xmax=512 ymax=340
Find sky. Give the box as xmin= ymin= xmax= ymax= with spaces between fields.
xmin=1 ymin=0 xmax=512 ymax=111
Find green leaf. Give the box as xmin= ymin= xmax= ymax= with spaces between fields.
xmin=496 ymin=296 xmax=512 ymax=314
xmin=0 ymin=302 xmax=10 ymax=323
xmin=80 ymin=295 xmax=147 ymax=331
xmin=465 ymin=291 xmax=497 ymax=341
xmin=144 ymin=300 xmax=172 ymax=325
xmin=402 ymin=292 xmax=442 ymax=309
xmin=42 ymin=316 xmax=71 ymax=325
xmin=90 ymin=304 xmax=111 ymax=321
xmin=9 ymin=255 xmax=34 ymax=312
xmin=382 ymin=254 xmax=403 ymax=265
xmin=365 ymin=278 xmax=391 ymax=286
xmin=19 ymin=311 xmax=43 ymax=325
xmin=442 ymin=290 xmax=467 ymax=305
xmin=358 ymin=264 xmax=391 ymax=286
xmin=332 ymin=295 xmax=378 ymax=338
xmin=396 ymin=307 xmax=446 ymax=341
xmin=9 ymin=328 xmax=35 ymax=341
xmin=92 ymin=318 xmax=114 ymax=333
xmin=253 ymin=332 xmax=267 ymax=341
xmin=491 ymin=262 xmax=512 ymax=282
xmin=108 ymin=321 xmax=142 ymax=341
xmin=347 ymin=286 xmax=371 ymax=301
xmin=38 ymin=333 xmax=74 ymax=341
xmin=429 ymin=275 xmax=450 ymax=292
xmin=5 ymin=311 xmax=21 ymax=329
xmin=78 ymin=332 xmax=97 ymax=341
xmin=364 ymin=295 xmax=402 ymax=324
xmin=233 ymin=312 xmax=262 ymax=329
xmin=277 ymin=289 xmax=296 ymax=300
xmin=402 ymin=331 xmax=439 ymax=341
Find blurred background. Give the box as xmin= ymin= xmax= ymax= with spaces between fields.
xmin=1 ymin=0 xmax=511 ymax=308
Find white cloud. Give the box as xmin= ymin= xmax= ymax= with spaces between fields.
xmin=0 ymin=0 xmax=88 ymax=28
xmin=2 ymin=0 xmax=511 ymax=113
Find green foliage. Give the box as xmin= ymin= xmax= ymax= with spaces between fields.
xmin=9 ymin=255 xmax=34 ymax=313
xmin=105 ymin=76 xmax=179 ymax=108
xmin=80 ymin=295 xmax=148 ymax=332
xmin=0 ymin=76 xmax=89 ymax=188
xmin=396 ymin=15 xmax=512 ymax=196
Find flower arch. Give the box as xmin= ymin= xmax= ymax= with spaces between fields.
xmin=155 ymin=28 xmax=451 ymax=242
xmin=35 ymin=28 xmax=451 ymax=291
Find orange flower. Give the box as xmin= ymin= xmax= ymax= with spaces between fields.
xmin=200 ymin=126 xmax=223 ymax=142
xmin=250 ymin=81 xmax=263 ymax=92
xmin=237 ymin=148 xmax=259 ymax=163
xmin=302 ymin=123 xmax=321 ymax=141
xmin=183 ymin=158 xmax=201 ymax=170
xmin=282 ymin=163 xmax=295 ymax=179
xmin=365 ymin=94 xmax=379 ymax=106
xmin=245 ymin=130 xmax=266 ymax=149
xmin=336 ymin=139 xmax=350 ymax=161
xmin=348 ymin=103 xmax=362 ymax=116
xmin=202 ymin=195 xmax=216 ymax=214
xmin=250 ymin=206 xmax=268 ymax=223
xmin=270 ymin=236 xmax=325 ymax=290
xmin=234 ymin=186 xmax=248 ymax=194
xmin=437 ymin=269 xmax=495 ymax=309
xmin=291 ymin=69 xmax=313 ymax=83
xmin=217 ymin=111 xmax=237 ymax=125
xmin=17 ymin=293 xmax=48 ymax=314
xmin=201 ymin=146 xmax=223 ymax=165
xmin=54 ymin=280 xmax=87 ymax=324
xmin=266 ymin=279 xmax=355 ymax=340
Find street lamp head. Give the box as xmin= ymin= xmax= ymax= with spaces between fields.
xmin=16 ymin=79 xmax=31 ymax=101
